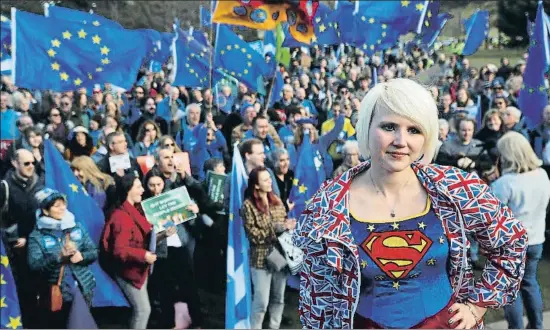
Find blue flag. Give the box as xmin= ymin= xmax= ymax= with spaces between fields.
xmin=288 ymin=131 xmax=325 ymax=219
xmin=44 ymin=140 xmax=129 ymax=307
xmin=44 ymin=3 xmax=123 ymax=29
xmin=1 ymin=15 xmax=12 ymax=76
xmin=214 ymin=24 xmax=272 ymax=91
xmin=0 ymin=240 xmax=23 ymax=329
xmin=282 ymin=3 xmax=340 ymax=47
xmin=171 ymin=26 xmax=223 ymax=88
xmin=268 ymin=70 xmax=284 ymax=108
xmin=462 ymin=10 xmax=490 ymax=56
xmin=225 ymin=145 xmax=252 ymax=329
xmin=13 ymin=8 xmax=150 ymax=92
xmin=518 ymin=1 xmax=550 ymax=127
xmin=351 ymin=0 xmax=433 ymax=36
xmin=414 ymin=12 xmax=452 ymax=51
xmin=200 ymin=6 xmax=212 ymax=28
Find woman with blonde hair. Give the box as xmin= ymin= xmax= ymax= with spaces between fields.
xmin=71 ymin=156 xmax=116 ymax=213
xmin=295 ymin=78 xmax=527 ymax=329
xmin=158 ymin=135 xmax=182 ymax=153
xmin=492 ymin=131 xmax=550 ymax=329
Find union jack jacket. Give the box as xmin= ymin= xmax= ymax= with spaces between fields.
xmin=293 ymin=161 xmax=528 ymax=329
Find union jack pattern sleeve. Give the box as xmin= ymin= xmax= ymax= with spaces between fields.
xmin=444 ymin=169 xmax=528 ymax=308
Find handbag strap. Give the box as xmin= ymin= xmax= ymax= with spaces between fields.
xmin=57 ymin=232 xmax=71 ymax=286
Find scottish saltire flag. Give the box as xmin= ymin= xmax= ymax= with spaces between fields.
xmin=288 ymin=131 xmax=325 ymax=219
xmin=44 ymin=140 xmax=129 ymax=307
xmin=461 ymin=10 xmax=490 ymax=56
xmin=212 ymin=0 xmax=319 ymax=44
xmin=171 ymin=26 xmax=223 ymax=88
xmin=0 ymin=15 xmax=12 ymax=76
xmin=214 ymin=24 xmax=272 ymax=91
xmin=12 ymin=9 xmax=149 ymax=92
xmin=0 ymin=240 xmax=23 ymax=330
xmin=44 ymin=3 xmax=123 ymax=29
xmin=200 ymin=6 xmax=212 ymax=28
xmin=518 ymin=1 xmax=550 ymax=126
xmin=226 ymin=144 xmax=252 ymax=329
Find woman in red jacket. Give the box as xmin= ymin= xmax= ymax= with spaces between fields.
xmin=103 ymin=173 xmax=156 ymax=329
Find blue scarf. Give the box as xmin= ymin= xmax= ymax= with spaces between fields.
xmin=36 ymin=210 xmax=76 ymax=231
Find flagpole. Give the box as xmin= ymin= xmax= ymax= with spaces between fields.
xmin=265 ymin=69 xmax=278 ymax=112
xmin=209 ymin=0 xmax=215 ymax=94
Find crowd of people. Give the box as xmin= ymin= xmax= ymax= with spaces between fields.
xmin=0 ymin=40 xmax=548 ymax=329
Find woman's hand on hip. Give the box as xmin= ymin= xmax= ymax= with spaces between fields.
xmin=448 ymin=302 xmax=486 ymax=329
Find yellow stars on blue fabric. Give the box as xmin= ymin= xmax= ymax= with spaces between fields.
xmin=418 ymin=221 xmax=427 ymax=230
xmin=392 ymin=281 xmax=400 ymax=290
xmin=426 ymin=257 xmax=436 ymax=266
xmin=391 ymin=222 xmax=400 ymax=230
xmin=0 ymin=255 xmax=8 ymax=268
xmin=360 ymin=260 xmax=367 ymax=269
xmin=292 ymin=178 xmax=308 ymax=194
xmin=69 ymin=183 xmax=79 ymax=193
xmin=5 ymin=316 xmax=22 ymax=330
xmin=367 ymin=224 xmax=375 ymax=232
xmin=48 ymin=26 xmax=110 ymax=87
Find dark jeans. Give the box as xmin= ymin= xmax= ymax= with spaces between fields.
xmin=504 ymin=244 xmax=544 ymax=329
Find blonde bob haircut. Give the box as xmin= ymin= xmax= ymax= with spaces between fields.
xmin=356 ymin=78 xmax=439 ymax=164
xmin=497 ymin=131 xmax=542 ymax=174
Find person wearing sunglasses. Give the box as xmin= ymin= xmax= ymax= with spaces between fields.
xmin=1 ymin=149 xmax=45 ymax=328
xmin=158 ymin=135 xmax=182 ymax=154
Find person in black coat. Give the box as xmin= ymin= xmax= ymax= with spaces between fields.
xmin=131 ymin=97 xmax=168 ymax=141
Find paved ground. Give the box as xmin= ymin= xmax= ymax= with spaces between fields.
xmin=486 ymin=311 xmax=550 ymax=329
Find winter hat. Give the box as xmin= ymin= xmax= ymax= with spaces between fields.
xmin=35 ymin=188 xmax=66 ymax=210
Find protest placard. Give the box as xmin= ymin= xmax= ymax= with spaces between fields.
xmin=141 ymin=186 xmax=197 ymax=233
xmin=206 ymin=170 xmax=227 ymax=203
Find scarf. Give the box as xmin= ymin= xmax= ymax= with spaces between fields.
xmin=36 ymin=210 xmax=76 ymax=231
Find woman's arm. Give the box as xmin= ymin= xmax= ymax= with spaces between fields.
xmin=453 ymin=170 xmax=527 ymax=308
xmin=27 ymin=232 xmax=63 ymax=274
xmin=110 ymin=217 xmax=147 ymax=264
xmin=241 ymin=200 xmax=274 ymax=245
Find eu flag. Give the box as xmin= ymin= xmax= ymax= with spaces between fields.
xmin=171 ymin=26 xmax=223 ymax=88
xmin=411 ymin=12 xmax=452 ymax=52
xmin=0 ymin=240 xmax=23 ymax=330
xmin=200 ymin=6 xmax=213 ymax=28
xmin=44 ymin=140 xmax=129 ymax=307
xmin=44 ymin=3 xmax=123 ymax=29
xmin=225 ymin=144 xmax=252 ymax=329
xmin=1 ymin=15 xmax=12 ymax=76
xmin=461 ymin=10 xmax=490 ymax=56
xmin=282 ymin=3 xmax=340 ymax=47
xmin=518 ymin=1 xmax=550 ymax=126
xmin=268 ymin=70 xmax=284 ymax=108
xmin=12 ymin=8 xmax=150 ymax=92
xmin=214 ymin=24 xmax=272 ymax=91
xmin=288 ymin=131 xmax=325 ymax=219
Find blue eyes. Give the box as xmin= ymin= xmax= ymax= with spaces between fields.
xmin=380 ymin=123 xmax=421 ymax=135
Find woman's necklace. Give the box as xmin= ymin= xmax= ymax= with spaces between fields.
xmin=368 ymin=170 xmax=412 ymax=218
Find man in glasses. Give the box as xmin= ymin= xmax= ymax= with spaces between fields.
xmin=2 ymin=148 xmax=44 ymax=328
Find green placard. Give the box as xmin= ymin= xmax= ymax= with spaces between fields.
xmin=141 ymin=186 xmax=197 ymax=233
xmin=206 ymin=170 xmax=227 ymax=204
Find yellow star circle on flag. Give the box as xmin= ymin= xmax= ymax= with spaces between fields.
xmin=51 ymin=39 xmax=61 ymax=48
xmin=369 ymin=18 xmax=375 ymax=24
xmin=298 ymin=184 xmax=308 ymax=194
xmin=6 ymin=316 xmax=22 ymax=330
xmin=60 ymin=72 xmax=69 ymax=81
xmin=78 ymin=29 xmax=87 ymax=39
xmin=100 ymin=46 xmax=110 ymax=55
xmin=69 ymin=183 xmax=79 ymax=192
xmin=0 ymin=274 xmax=6 ymax=285
xmin=401 ymin=0 xmax=410 ymax=6
xmin=92 ymin=35 xmax=101 ymax=44
xmin=101 ymin=58 xmax=110 ymax=65
xmin=74 ymin=78 xmax=82 ymax=86
xmin=319 ymin=24 xmax=326 ymax=32
xmin=47 ymin=49 xmax=57 ymax=57
xmin=0 ymin=255 xmax=8 ymax=268
xmin=92 ymin=20 xmax=100 ymax=26
xmin=0 ymin=296 xmax=7 ymax=308
xmin=416 ymin=3 xmax=424 ymax=11
xmin=62 ymin=31 xmax=72 ymax=39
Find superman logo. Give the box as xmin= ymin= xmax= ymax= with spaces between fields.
xmin=361 ymin=230 xmax=432 ymax=280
